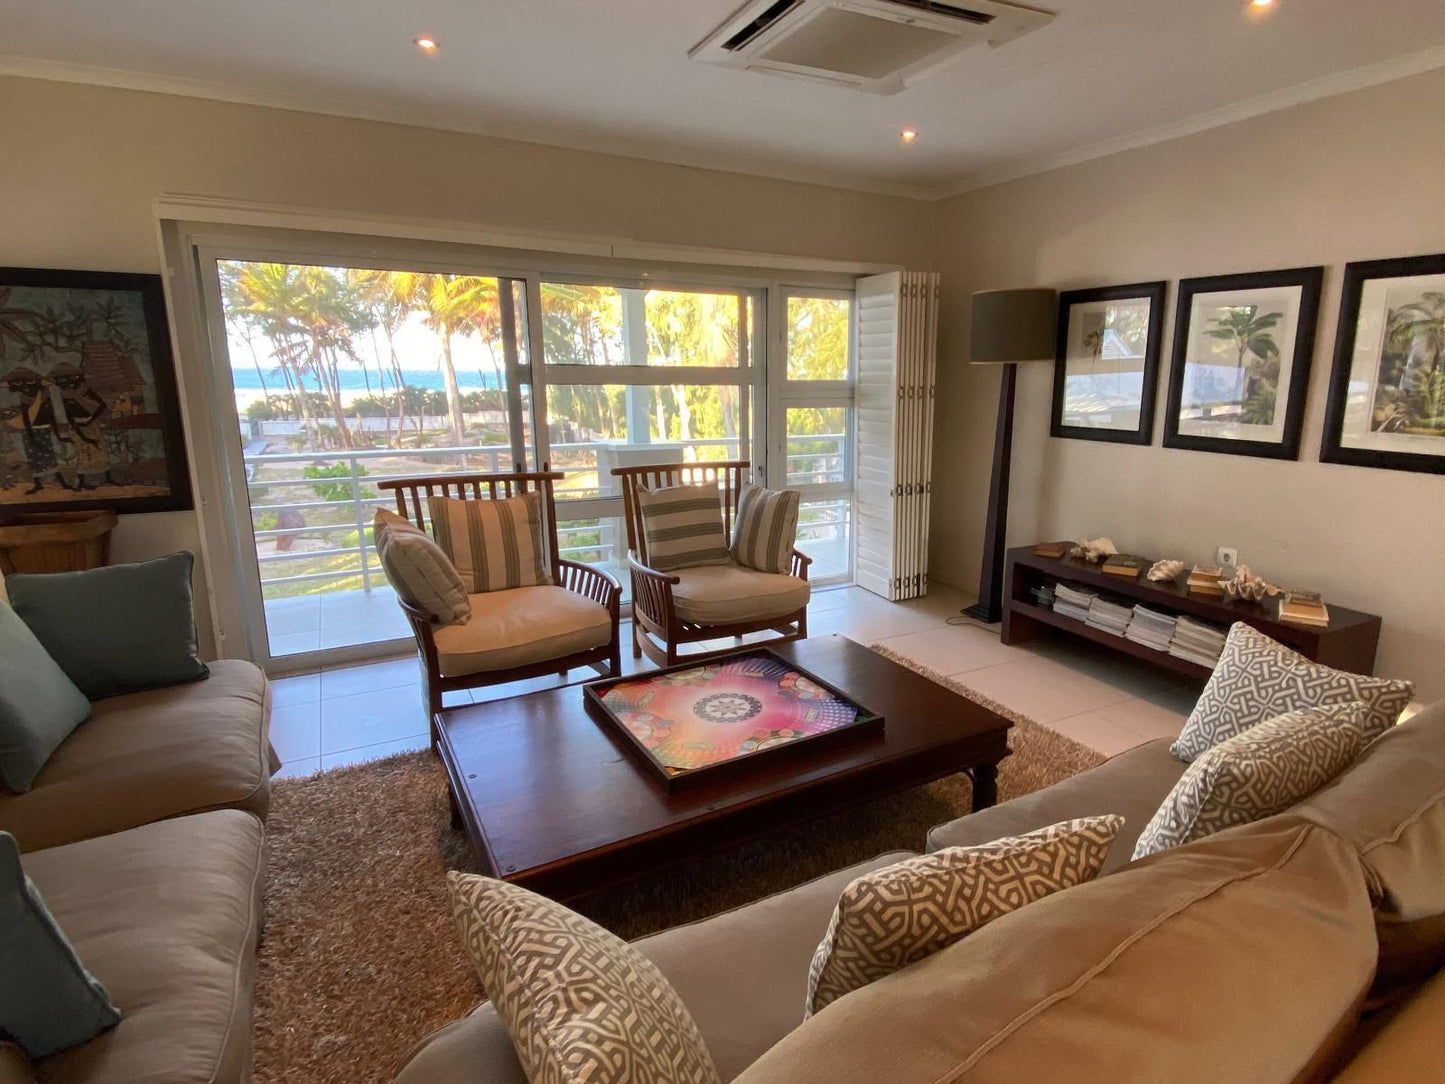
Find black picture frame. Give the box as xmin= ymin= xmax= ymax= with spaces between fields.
xmin=1163 ymin=266 xmax=1324 ymax=460
xmin=0 ymin=267 xmax=192 ymax=515
xmin=582 ymin=647 xmax=884 ymax=792
xmin=1320 ymin=253 xmax=1445 ymax=475
xmin=1050 ymin=281 xmax=1166 ymax=445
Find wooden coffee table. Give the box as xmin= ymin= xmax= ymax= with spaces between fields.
xmin=434 ymin=635 xmax=1012 ymax=899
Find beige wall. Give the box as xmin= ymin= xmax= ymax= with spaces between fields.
xmin=0 ymin=75 xmax=935 ymax=656
xmin=931 ymin=66 xmax=1445 ymax=702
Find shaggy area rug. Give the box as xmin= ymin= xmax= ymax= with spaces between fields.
xmin=253 ymin=645 xmax=1104 ymax=1083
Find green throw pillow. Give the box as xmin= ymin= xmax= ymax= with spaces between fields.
xmin=0 ymin=601 xmax=91 ymax=793
xmin=6 ymin=552 xmax=209 ymax=702
xmin=0 ymin=832 xmax=121 ymax=1058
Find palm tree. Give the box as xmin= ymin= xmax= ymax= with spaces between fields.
xmin=1387 ymin=292 xmax=1445 ymax=394
xmin=1205 ymin=306 xmax=1282 ymax=412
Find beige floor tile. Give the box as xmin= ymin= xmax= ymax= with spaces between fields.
xmin=320 ymin=684 xmax=428 ymax=754
xmin=269 ymin=672 xmax=320 ymax=707
xmin=273 ymin=756 xmax=320 ymax=779
xmin=956 ymin=654 xmax=1141 ymax=724
xmin=320 ymin=656 xmax=420 ymax=698
xmin=1056 ymin=697 xmax=1187 ymax=744
xmin=320 ymin=734 xmax=429 ymax=770
xmin=874 ymin=623 xmax=1028 ymax=676
xmin=268 ymin=702 xmax=321 ymax=761
xmin=806 ymin=599 xmax=947 ymax=643
xmin=1044 ymin=712 xmax=1150 ymax=758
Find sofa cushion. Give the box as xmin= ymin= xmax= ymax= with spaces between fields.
xmin=1134 ymin=702 xmax=1375 ymax=859
xmin=734 ymin=820 xmax=1377 ymax=1084
xmin=375 ymin=510 xmax=471 ymax=625
xmin=432 ymin=586 xmax=611 ymax=678
xmin=1332 ymin=967 xmax=1445 ymax=1082
xmin=730 ymin=484 xmax=799 ymax=575
xmin=1292 ymin=701 xmax=1445 ymax=993
xmin=1171 ymin=622 xmax=1412 ymax=762
xmin=638 ymin=483 xmax=732 ymax=572
xmin=21 ymin=810 xmax=264 ymax=1084
xmin=671 ymin=564 xmax=810 ymax=627
xmin=807 ymin=817 xmax=1123 ymax=1017
xmin=395 ymin=852 xmax=914 ymax=1084
xmin=927 ymin=737 xmax=1186 ymax=875
xmin=429 ymin=494 xmax=552 ymax=593
xmin=6 ymin=553 xmax=210 ymax=701
xmin=0 ymin=600 xmax=91 ymax=793
xmin=0 ymin=660 xmax=275 ymax=853
xmin=0 ymin=831 xmax=119 ymax=1058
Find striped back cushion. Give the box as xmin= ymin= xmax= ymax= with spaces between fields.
xmin=637 ymin=484 xmax=731 ymax=572
xmin=374 ymin=510 xmax=471 ymax=625
xmin=427 ymin=493 xmax=552 ymax=593
xmin=730 ymin=484 xmax=801 ymax=574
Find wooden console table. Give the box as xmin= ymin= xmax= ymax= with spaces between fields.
xmin=1001 ymin=546 xmax=1382 ymax=681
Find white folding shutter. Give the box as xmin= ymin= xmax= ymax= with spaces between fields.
xmin=853 ymin=271 xmax=939 ymax=601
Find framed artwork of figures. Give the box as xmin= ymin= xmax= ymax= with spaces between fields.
xmin=1163 ymin=266 xmax=1323 ymax=460
xmin=1321 ymin=253 xmax=1445 ymax=474
xmin=1050 ymin=281 xmax=1166 ymax=444
xmin=0 ymin=267 xmax=192 ymax=515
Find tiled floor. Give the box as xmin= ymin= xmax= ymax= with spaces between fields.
xmin=269 ymin=582 xmax=1201 ymax=778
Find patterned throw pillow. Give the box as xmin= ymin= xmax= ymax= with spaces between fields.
xmin=637 ymin=484 xmax=731 ymax=572
xmin=1136 ymin=703 xmax=1375 ymax=860
xmin=373 ymin=510 xmax=471 ymax=626
xmin=447 ymin=872 xmax=721 ymax=1084
xmin=1170 ymin=622 xmax=1413 ymax=762
xmin=805 ymin=816 xmax=1124 ymax=1017
xmin=730 ymin=484 xmax=801 ymax=574
xmin=427 ymin=494 xmax=552 ymax=594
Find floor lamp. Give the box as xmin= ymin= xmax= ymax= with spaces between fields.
xmin=961 ymin=288 xmax=1058 ymax=624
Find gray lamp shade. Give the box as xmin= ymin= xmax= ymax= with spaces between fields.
xmin=970 ymin=288 xmax=1058 ymax=365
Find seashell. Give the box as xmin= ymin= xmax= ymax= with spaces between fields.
xmin=1068 ymin=536 xmax=1119 ymax=563
xmin=1219 ymin=564 xmax=1280 ymax=602
xmin=1147 ymin=559 xmax=1187 ymax=582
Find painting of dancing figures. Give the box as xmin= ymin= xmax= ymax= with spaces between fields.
xmin=0 ymin=268 xmax=192 ymax=513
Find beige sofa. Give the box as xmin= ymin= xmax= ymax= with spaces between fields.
xmin=395 ymin=700 xmax=1445 ymax=1083
xmin=1 ymin=661 xmax=276 ymax=1084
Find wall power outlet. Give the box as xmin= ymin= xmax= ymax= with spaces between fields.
xmin=1217 ymin=546 xmax=1239 ymax=568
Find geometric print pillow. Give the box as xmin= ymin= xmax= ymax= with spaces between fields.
xmin=1170 ymin=622 xmax=1413 ymax=763
xmin=446 ymin=872 xmax=721 ymax=1084
xmin=804 ymin=815 xmax=1124 ymax=1018
xmin=1135 ymin=702 xmax=1376 ymax=860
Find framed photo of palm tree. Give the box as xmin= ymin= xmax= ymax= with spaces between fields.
xmin=1050 ymin=281 xmax=1166 ymax=444
xmin=1163 ymin=266 xmax=1323 ymax=460
xmin=1321 ymin=253 xmax=1445 ymax=475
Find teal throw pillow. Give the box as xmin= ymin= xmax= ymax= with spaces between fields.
xmin=0 ymin=831 xmax=121 ymax=1058
xmin=6 ymin=552 xmax=209 ymax=701
xmin=0 ymin=601 xmax=91 ymax=793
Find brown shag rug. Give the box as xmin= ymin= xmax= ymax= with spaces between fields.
xmin=253 ymin=645 xmax=1104 ymax=1083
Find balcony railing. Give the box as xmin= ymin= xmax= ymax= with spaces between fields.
xmin=243 ymin=433 xmax=849 ymax=600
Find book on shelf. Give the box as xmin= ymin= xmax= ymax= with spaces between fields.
xmin=1101 ymin=554 xmax=1150 ymax=578
xmin=1280 ymin=591 xmax=1330 ymax=627
xmin=1186 ymin=564 xmax=1225 ymax=595
xmin=1032 ymin=540 xmax=1071 ymax=558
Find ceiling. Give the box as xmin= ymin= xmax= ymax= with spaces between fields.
xmin=4 ymin=0 xmax=1445 ymax=199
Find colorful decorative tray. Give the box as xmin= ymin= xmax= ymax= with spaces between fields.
xmin=583 ymin=649 xmax=883 ymax=791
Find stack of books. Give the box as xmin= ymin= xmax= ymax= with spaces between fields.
xmin=1101 ymin=554 xmax=1150 ymax=579
xmin=1186 ymin=564 xmax=1225 ymax=596
xmin=1169 ymin=616 xmax=1228 ymax=668
xmin=1125 ymin=605 xmax=1177 ymax=651
xmin=1086 ymin=597 xmax=1134 ymax=637
xmin=1279 ymin=591 xmax=1330 ymax=627
xmin=1052 ymin=583 xmax=1097 ymax=622
xmin=1032 ymin=540 xmax=1071 ymax=558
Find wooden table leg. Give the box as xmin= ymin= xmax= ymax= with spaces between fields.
xmin=970 ymin=762 xmax=999 ymax=811
xmin=448 ymin=786 xmax=463 ymax=830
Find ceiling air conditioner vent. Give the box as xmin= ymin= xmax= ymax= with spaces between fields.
xmin=691 ymin=0 xmax=1053 ymax=95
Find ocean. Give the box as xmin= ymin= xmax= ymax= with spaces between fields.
xmin=230 ymin=368 xmax=502 ymax=392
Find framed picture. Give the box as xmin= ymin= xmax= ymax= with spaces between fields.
xmin=1050 ymin=281 xmax=1166 ymax=444
xmin=0 ymin=267 xmax=192 ymax=514
xmin=1163 ymin=266 xmax=1323 ymax=460
xmin=1321 ymin=253 xmax=1445 ymax=474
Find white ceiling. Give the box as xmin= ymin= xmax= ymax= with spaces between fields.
xmin=4 ymin=0 xmax=1445 ymax=199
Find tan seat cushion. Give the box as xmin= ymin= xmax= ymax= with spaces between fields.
xmin=394 ymin=852 xmax=914 ymax=1084
xmin=1332 ymin=967 xmax=1445 ymax=1082
xmin=670 ymin=563 xmax=810 ymax=627
xmin=927 ymin=737 xmax=1186 ymax=875
xmin=432 ymin=586 xmax=611 ymax=678
xmin=22 ymin=810 xmax=264 ymax=1084
xmin=0 ymin=660 xmax=275 ymax=853
xmin=734 ymin=820 xmax=1377 ymax=1084
xmin=1292 ymin=701 xmax=1445 ymax=993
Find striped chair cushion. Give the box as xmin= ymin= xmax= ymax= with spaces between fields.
xmin=427 ymin=493 xmax=552 ymax=594
xmin=730 ymin=484 xmax=801 ymax=574
xmin=374 ymin=510 xmax=471 ymax=626
xmin=637 ymin=484 xmax=731 ymax=572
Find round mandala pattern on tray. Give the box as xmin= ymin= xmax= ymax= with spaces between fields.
xmin=692 ymin=692 xmax=764 ymax=723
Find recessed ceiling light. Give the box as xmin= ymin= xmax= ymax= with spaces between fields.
xmin=1249 ymin=0 xmax=1274 ymax=8
xmin=413 ymin=35 xmax=440 ymax=55
xmin=900 ymin=128 xmax=919 ymax=144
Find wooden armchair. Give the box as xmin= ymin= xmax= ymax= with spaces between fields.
xmin=613 ymin=461 xmax=811 ymax=667
xmin=377 ymin=470 xmax=621 ymax=744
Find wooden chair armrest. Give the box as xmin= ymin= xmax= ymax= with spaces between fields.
xmin=628 ymin=551 xmax=679 ymax=626
xmin=627 ymin=551 xmax=682 ymax=586
xmin=557 ymin=559 xmax=622 ymax=614
xmin=790 ymin=548 xmax=813 ymax=580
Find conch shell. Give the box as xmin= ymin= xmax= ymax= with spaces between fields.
xmin=1067 ymin=536 xmax=1118 ymax=563
xmin=1147 ymin=559 xmax=1186 ymax=582
xmin=1220 ymin=564 xmax=1280 ymax=602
